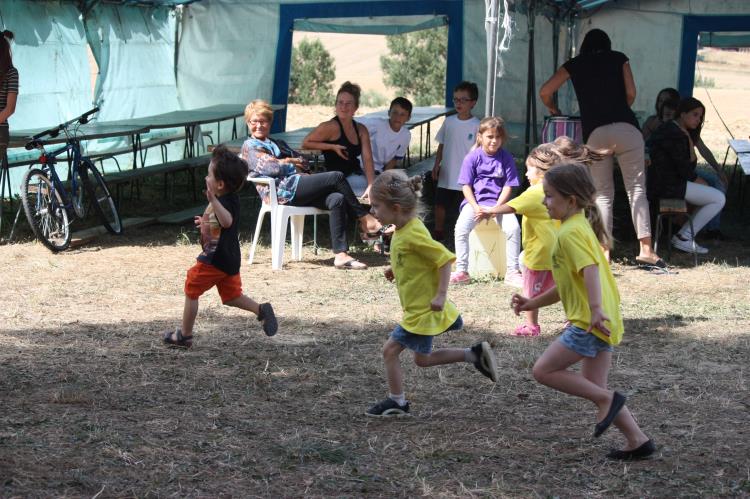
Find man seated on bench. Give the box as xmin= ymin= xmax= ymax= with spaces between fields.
xmin=358 ymin=97 xmax=413 ymax=174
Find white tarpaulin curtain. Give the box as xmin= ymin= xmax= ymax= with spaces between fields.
xmin=0 ymin=0 xmax=91 ymax=130
xmin=85 ymin=4 xmax=180 ymax=121
xmin=293 ymin=15 xmax=448 ymax=35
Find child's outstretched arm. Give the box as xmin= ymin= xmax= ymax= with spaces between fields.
xmin=478 ymin=186 xmax=514 ymax=220
xmin=582 ymin=264 xmax=611 ymax=337
xmin=431 ymin=261 xmax=451 ymax=311
xmin=511 ymin=286 xmax=560 ymax=315
xmin=206 ymin=179 xmax=233 ymax=228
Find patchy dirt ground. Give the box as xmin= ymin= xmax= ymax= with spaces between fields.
xmin=0 ymin=208 xmax=749 ymax=496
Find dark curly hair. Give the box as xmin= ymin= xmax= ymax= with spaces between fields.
xmin=211 ymin=145 xmax=246 ymax=193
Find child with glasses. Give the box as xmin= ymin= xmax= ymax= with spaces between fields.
xmin=431 ymin=81 xmax=481 ymax=242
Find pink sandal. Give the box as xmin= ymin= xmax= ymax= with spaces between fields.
xmin=511 ymin=324 xmax=540 ymax=337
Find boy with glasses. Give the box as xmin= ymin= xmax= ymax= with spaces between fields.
xmin=431 ymin=81 xmax=480 ymax=242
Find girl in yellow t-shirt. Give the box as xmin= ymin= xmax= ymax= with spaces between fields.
xmin=511 ymin=163 xmax=655 ymax=461
xmin=364 ymin=170 xmax=499 ymax=417
xmin=482 ymin=137 xmax=606 ymax=337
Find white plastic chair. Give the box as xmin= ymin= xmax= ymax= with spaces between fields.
xmin=247 ymin=176 xmax=329 ymax=270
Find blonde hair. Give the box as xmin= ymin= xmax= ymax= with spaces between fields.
xmin=370 ymin=169 xmax=422 ymax=216
xmin=526 ymin=136 xmax=609 ymax=174
xmin=244 ymin=99 xmax=274 ymax=124
xmin=544 ymin=163 xmax=611 ymax=248
xmin=475 ymin=116 xmax=507 ymax=148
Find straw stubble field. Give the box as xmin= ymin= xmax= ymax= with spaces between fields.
xmin=0 ymin=220 xmax=749 ymax=497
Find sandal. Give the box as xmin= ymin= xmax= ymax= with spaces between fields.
xmin=635 ymin=257 xmax=668 ymax=270
xmin=361 ymin=224 xmax=395 ymax=240
xmin=163 ymin=328 xmax=193 ymax=348
xmin=511 ymin=324 xmax=541 ymax=337
xmin=334 ymin=258 xmax=367 ymax=270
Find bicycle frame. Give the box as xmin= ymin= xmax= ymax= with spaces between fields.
xmin=32 ymin=140 xmax=86 ymax=216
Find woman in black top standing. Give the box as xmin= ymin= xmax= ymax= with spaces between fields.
xmin=0 ymin=30 xmax=18 ymax=167
xmin=540 ymin=29 xmax=663 ymax=268
xmin=303 ymin=81 xmax=376 ymax=200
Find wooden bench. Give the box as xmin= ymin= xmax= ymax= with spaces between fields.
xmin=88 ymin=130 xmax=213 ymax=170
xmin=104 ymin=154 xmax=211 ymax=205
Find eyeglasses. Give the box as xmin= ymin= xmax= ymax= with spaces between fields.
xmin=453 ymin=97 xmax=475 ymax=103
xmin=249 ymin=119 xmax=270 ymax=126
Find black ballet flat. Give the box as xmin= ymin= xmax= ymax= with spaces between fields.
xmin=594 ymin=391 xmax=626 ymax=437
xmin=606 ymin=439 xmax=656 ymax=460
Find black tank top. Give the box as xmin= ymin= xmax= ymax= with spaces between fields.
xmin=322 ymin=116 xmax=363 ymax=177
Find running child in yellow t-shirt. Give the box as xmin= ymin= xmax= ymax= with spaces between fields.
xmin=481 ymin=136 xmax=606 ymax=336
xmin=511 ymin=163 xmax=655 ymax=461
xmin=364 ymin=170 xmax=499 ymax=417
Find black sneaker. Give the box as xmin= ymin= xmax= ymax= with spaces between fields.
xmin=257 ymin=303 xmax=277 ymax=336
xmin=471 ymin=341 xmax=498 ymax=382
xmin=365 ymin=398 xmax=410 ymax=417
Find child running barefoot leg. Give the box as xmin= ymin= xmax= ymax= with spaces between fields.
xmin=512 ymin=163 xmax=655 ymax=460
xmin=365 ymin=170 xmax=498 ymax=416
xmin=162 ymin=146 xmax=278 ymax=348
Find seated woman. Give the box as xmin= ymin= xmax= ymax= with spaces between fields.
xmin=241 ymin=99 xmax=382 ymax=270
xmin=647 ymin=97 xmax=725 ymax=255
xmin=644 ymin=87 xmax=728 ymax=239
xmin=301 ymin=81 xmax=376 ymax=199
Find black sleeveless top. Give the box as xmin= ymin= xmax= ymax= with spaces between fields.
xmin=322 ymin=116 xmax=364 ymax=177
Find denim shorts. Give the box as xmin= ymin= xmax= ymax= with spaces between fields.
xmin=390 ymin=315 xmax=464 ymax=354
xmin=558 ymin=324 xmax=613 ymax=358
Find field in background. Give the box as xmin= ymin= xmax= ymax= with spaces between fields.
xmin=693 ymin=48 xmax=750 ymax=161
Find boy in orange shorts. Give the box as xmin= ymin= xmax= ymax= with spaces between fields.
xmin=163 ymin=145 xmax=277 ymax=348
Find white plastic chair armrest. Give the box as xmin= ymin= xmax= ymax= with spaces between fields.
xmin=247 ymin=176 xmax=278 ymax=206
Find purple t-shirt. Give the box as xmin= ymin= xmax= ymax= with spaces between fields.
xmin=457 ymin=147 xmax=519 ymax=208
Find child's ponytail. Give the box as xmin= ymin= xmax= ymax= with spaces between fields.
xmin=583 ymin=201 xmax=612 ymax=249
xmin=372 ymin=169 xmax=422 ymax=216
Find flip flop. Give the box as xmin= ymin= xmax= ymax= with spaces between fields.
xmin=635 ymin=257 xmax=668 ymax=270
xmin=334 ymin=258 xmax=367 ymax=270
xmin=594 ymin=391 xmax=626 ymax=437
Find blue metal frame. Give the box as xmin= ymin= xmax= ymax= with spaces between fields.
xmin=273 ymin=0 xmax=464 ymax=132
xmin=679 ymin=15 xmax=750 ymax=97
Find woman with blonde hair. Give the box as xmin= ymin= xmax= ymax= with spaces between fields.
xmin=241 ymin=99 xmax=383 ymax=270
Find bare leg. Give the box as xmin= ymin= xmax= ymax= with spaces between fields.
xmin=413 ymin=348 xmax=466 ymax=367
xmin=532 ymin=341 xmax=612 ymax=412
xmin=383 ymin=339 xmax=406 ymax=395
xmin=582 ymin=353 xmax=650 ymax=450
xmin=525 ymin=309 xmax=539 ymax=326
xmin=637 ymin=236 xmax=660 ymax=262
xmin=224 ymin=294 xmax=260 ymax=316
xmin=181 ymin=296 xmax=199 ymax=337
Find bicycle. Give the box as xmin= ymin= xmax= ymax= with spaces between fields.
xmin=21 ymin=107 xmax=123 ymax=252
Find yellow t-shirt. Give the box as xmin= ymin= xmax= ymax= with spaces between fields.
xmin=551 ymin=213 xmax=623 ymax=345
xmin=390 ymin=218 xmax=460 ymax=335
xmin=506 ymin=183 xmax=559 ymax=271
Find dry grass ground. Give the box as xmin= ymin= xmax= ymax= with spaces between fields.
xmin=1 ymin=197 xmax=749 ymax=496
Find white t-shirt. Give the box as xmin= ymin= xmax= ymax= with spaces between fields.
xmin=435 ymin=115 xmax=480 ymax=190
xmin=358 ymin=117 xmax=411 ymax=172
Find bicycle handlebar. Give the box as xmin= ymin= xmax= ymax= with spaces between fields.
xmin=26 ymin=107 xmax=100 ymax=149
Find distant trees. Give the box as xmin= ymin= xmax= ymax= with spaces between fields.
xmin=380 ymin=28 xmax=447 ymax=106
xmin=289 ymin=39 xmax=335 ymax=105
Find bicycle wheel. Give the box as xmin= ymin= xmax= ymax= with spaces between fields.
xmin=71 ymin=166 xmax=86 ymax=218
xmin=82 ymin=160 xmax=123 ymax=235
xmin=21 ymin=168 xmax=71 ymax=252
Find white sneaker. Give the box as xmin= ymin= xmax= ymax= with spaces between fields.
xmin=671 ymin=235 xmax=708 ymax=254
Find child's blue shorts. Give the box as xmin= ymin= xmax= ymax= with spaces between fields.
xmin=559 ymin=324 xmax=613 ymax=358
xmin=390 ymin=315 xmax=464 ymax=354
